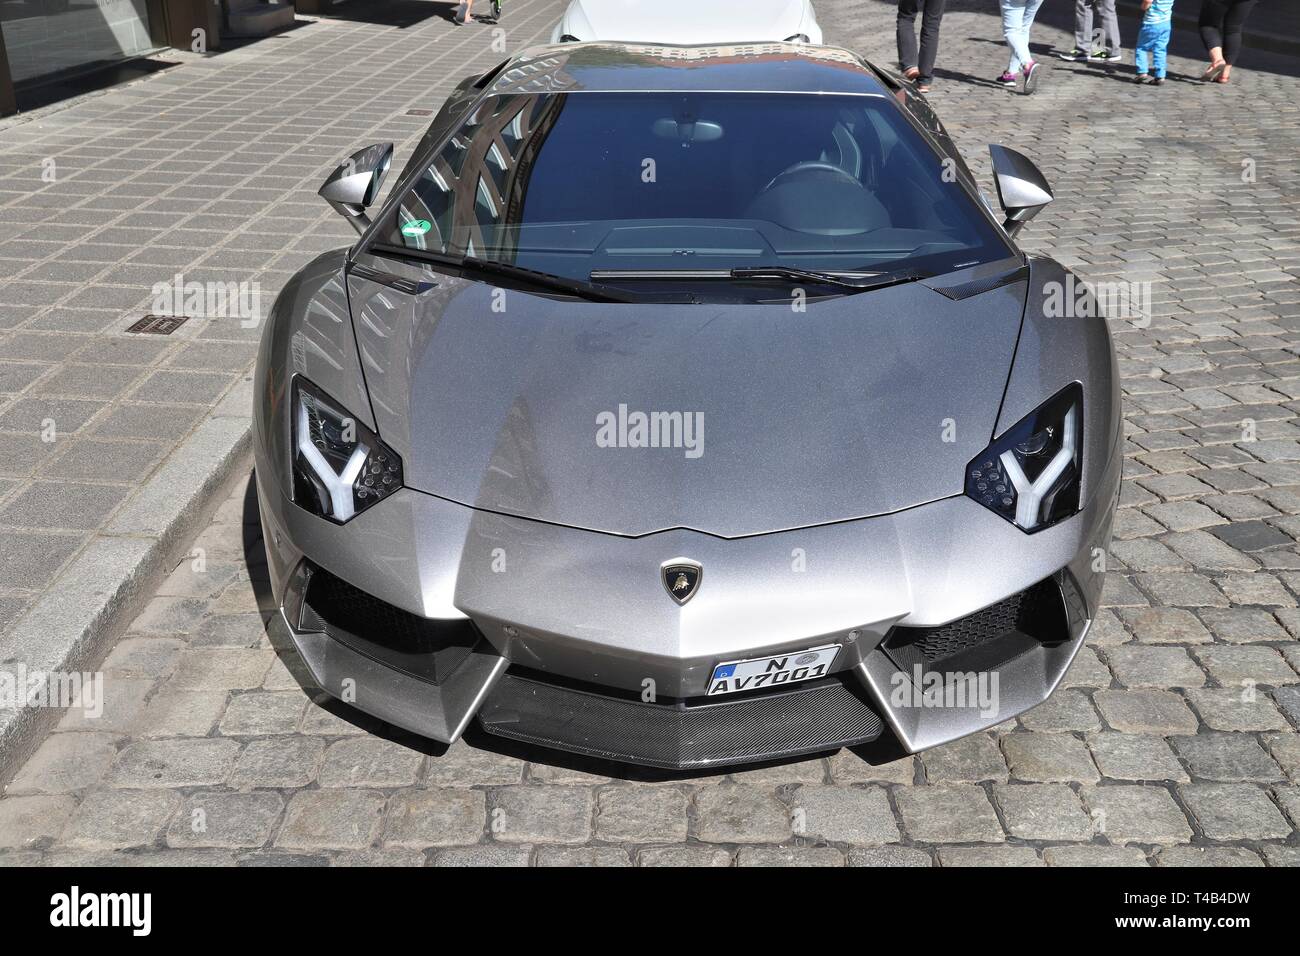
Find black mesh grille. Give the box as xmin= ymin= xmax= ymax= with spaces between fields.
xmin=478 ymin=675 xmax=884 ymax=769
xmin=299 ymin=568 xmax=480 ymax=685
xmin=883 ymin=577 xmax=1067 ymax=671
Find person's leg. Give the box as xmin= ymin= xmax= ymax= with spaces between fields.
xmin=1199 ymin=0 xmax=1228 ymax=61
xmin=1134 ymin=23 xmax=1151 ymax=76
xmin=1152 ymin=22 xmax=1171 ymax=78
xmin=1221 ymin=0 xmax=1259 ymax=66
xmin=916 ymin=0 xmax=947 ymax=82
xmin=1099 ymin=0 xmax=1121 ymax=53
xmin=897 ymin=0 xmax=921 ymax=75
xmin=1003 ymin=0 xmax=1031 ymax=73
xmin=1074 ymin=0 xmax=1094 ymax=52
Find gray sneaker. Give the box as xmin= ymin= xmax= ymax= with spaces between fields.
xmin=1022 ymin=60 xmax=1041 ymax=94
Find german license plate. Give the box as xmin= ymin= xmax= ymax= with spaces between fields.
xmin=706 ymin=644 xmax=841 ymax=696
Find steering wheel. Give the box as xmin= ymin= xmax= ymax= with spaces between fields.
xmin=758 ymin=160 xmax=861 ymax=195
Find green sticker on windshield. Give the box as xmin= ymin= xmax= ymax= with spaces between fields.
xmin=400 ymin=219 xmax=432 ymax=238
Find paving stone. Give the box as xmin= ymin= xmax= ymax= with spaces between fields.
xmin=1211 ymin=520 xmax=1295 ymax=552
xmin=846 ymin=845 xmax=932 ymax=867
xmin=61 ymin=790 xmax=182 ymax=850
xmin=1087 ymin=734 xmax=1188 ymax=782
xmin=1197 ymin=607 xmax=1291 ymax=643
xmin=1042 ymin=845 xmax=1150 ymax=867
xmin=1262 ymin=733 xmax=1300 ymax=782
xmin=1218 ymin=573 xmax=1296 ymax=607
xmin=166 ymin=792 xmax=284 ymax=848
xmin=1155 ymin=846 xmax=1265 ymax=867
xmin=107 ymin=738 xmax=239 ymax=788
xmin=594 ymin=786 xmax=688 ymax=843
xmin=994 ymin=784 xmax=1093 ymax=841
xmin=491 ymin=787 xmax=594 ymax=845
xmin=692 ymin=784 xmax=791 ymax=844
xmin=1081 ymin=786 xmax=1192 ymax=846
xmin=537 ymin=846 xmax=633 ymax=866
xmin=1146 ymin=500 xmax=1228 ymax=532
xmin=1019 ymin=689 xmax=1101 ymax=733
xmin=895 ymin=785 xmax=1003 ymax=844
xmin=1171 ymin=733 xmax=1284 ymax=782
xmin=101 ymin=636 xmax=185 ymax=681
xmin=1261 ymin=845 xmax=1300 ymax=867
xmin=317 ymin=737 xmax=425 ymax=789
xmin=920 ymin=734 xmax=1008 ymax=783
xmin=136 ymin=689 xmax=228 ymax=737
xmin=1095 ymin=689 xmax=1200 ymax=735
xmin=0 ymin=795 xmax=78 ymax=849
xmin=1192 ymin=645 xmax=1298 ymax=687
xmin=422 ymin=740 xmax=526 ymax=787
xmin=1002 ymin=733 xmax=1100 ymax=783
xmin=1119 ymin=607 xmax=1212 ymax=644
xmin=828 ymin=749 xmax=914 ymax=784
xmin=7 ymin=731 xmax=118 ymax=794
xmin=736 ymin=846 xmax=844 ymax=867
xmin=1186 ymin=688 xmax=1289 ymax=731
xmin=937 ymin=846 xmax=1042 ymax=866
xmin=1275 ymin=685 xmax=1300 ymax=726
xmin=728 ymin=757 xmax=826 ymax=786
xmin=1060 ymin=646 xmax=1113 ymax=688
xmin=277 ymin=790 xmax=386 ymax=851
xmin=1133 ymin=573 xmax=1228 ymax=607
xmin=433 ymin=845 xmax=532 ymax=867
xmin=333 ymin=848 xmax=427 ymax=867
xmin=168 ymin=648 xmax=271 ymax=690
xmin=1109 ymin=538 xmax=1190 ymax=572
xmin=1179 ymin=784 xmax=1291 ymax=840
xmin=383 ymin=790 xmax=486 ymax=849
xmin=1271 ymin=786 xmax=1300 ymax=828
xmin=790 ymin=785 xmax=899 ymax=845
xmin=217 ymin=691 xmax=307 ymax=736
xmin=1162 ymin=530 xmax=1257 ymax=570
xmin=1104 ymin=646 xmax=1206 ymax=688
xmin=637 ymin=846 xmax=733 ymax=867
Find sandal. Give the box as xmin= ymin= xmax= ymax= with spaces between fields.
xmin=903 ymin=67 xmax=920 ymax=80
xmin=1202 ymin=60 xmax=1226 ymax=82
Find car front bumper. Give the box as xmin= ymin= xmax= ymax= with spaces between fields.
xmin=256 ymin=439 xmax=1119 ymax=768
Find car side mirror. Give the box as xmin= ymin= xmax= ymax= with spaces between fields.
xmin=319 ymin=143 xmax=394 ymax=235
xmin=988 ymin=144 xmax=1053 ymax=237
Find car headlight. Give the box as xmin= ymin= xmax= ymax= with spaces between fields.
xmin=292 ymin=377 xmax=402 ymax=524
xmin=965 ymin=384 xmax=1082 ymax=533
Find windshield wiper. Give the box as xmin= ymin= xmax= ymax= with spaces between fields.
xmin=727 ymin=266 xmax=929 ymax=291
xmin=590 ymin=267 xmax=928 ymax=293
xmin=460 ymin=256 xmax=634 ymax=302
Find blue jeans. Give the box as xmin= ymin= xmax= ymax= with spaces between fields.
xmin=1136 ymin=20 xmax=1172 ymax=77
xmin=1001 ymin=0 xmax=1047 ymax=73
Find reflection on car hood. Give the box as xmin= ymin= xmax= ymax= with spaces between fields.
xmin=568 ymin=0 xmax=807 ymax=43
xmin=348 ymin=266 xmax=1028 ymax=538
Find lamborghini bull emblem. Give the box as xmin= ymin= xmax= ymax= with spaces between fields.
xmin=661 ymin=560 xmax=702 ymax=605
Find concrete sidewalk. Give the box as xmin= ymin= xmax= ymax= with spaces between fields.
xmin=0 ymin=0 xmax=569 ymax=778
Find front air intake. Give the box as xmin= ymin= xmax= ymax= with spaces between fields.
xmin=882 ymin=577 xmax=1069 ymax=674
xmin=298 ymin=567 xmax=481 ymax=685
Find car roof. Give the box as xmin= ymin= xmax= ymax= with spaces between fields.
xmin=486 ymin=42 xmax=891 ymax=96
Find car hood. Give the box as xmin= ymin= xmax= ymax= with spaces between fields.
xmin=348 ymin=266 xmax=1027 ymax=538
xmin=565 ymin=0 xmax=807 ymax=43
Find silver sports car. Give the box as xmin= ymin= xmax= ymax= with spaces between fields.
xmin=253 ymin=42 xmax=1120 ymax=769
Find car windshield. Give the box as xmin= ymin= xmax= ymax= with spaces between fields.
xmin=376 ymin=91 xmax=1013 ymax=287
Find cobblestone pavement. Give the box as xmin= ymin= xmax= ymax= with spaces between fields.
xmin=1 ymin=0 xmax=1299 ymax=866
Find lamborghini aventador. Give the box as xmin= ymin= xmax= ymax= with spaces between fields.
xmin=252 ymin=42 xmax=1121 ymax=769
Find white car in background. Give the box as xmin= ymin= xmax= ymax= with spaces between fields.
xmin=550 ymin=0 xmax=823 ymax=45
